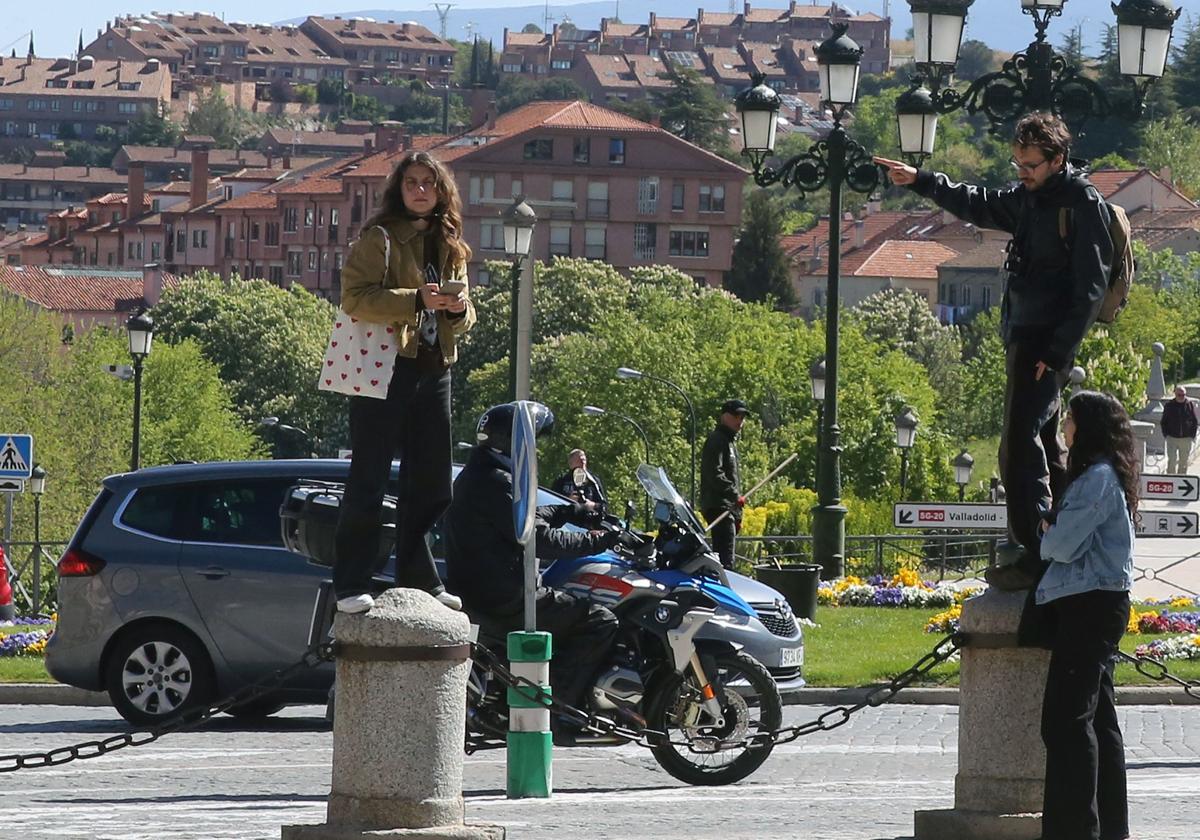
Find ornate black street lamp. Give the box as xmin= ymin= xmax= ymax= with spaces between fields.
xmin=735 ymin=23 xmax=880 ymax=579
xmin=126 ymin=310 xmax=154 ymax=472
xmin=953 ymin=449 xmax=975 ymax=502
xmin=895 ymin=0 xmax=1181 ymax=162
xmin=895 ymin=407 xmax=920 ymax=500
xmin=502 ymin=196 xmax=536 ymax=401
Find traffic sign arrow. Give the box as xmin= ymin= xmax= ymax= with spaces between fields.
xmin=898 ymin=509 xmax=913 ymax=525
xmin=1182 ymin=478 xmax=1196 ymax=497
xmin=1179 ymin=516 xmax=1196 ymax=535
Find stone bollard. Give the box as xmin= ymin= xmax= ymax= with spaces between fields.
xmin=915 ymin=589 xmax=1049 ymax=840
xmin=1129 ymin=419 xmax=1154 ymax=474
xmin=283 ymin=589 xmax=504 ymax=840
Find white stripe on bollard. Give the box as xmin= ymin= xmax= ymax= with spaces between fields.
xmin=508 ymin=660 xmax=550 ymax=685
xmin=510 ymin=707 xmax=552 ymax=733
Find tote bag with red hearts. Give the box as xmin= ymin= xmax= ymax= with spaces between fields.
xmin=318 ymin=226 xmax=397 ymax=399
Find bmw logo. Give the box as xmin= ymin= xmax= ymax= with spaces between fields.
xmin=654 ymin=605 xmax=672 ymax=624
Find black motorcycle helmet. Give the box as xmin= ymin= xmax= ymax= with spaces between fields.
xmin=475 ymin=401 xmax=555 ymax=456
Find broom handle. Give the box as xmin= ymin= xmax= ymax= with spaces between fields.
xmin=704 ymin=452 xmax=800 ymax=532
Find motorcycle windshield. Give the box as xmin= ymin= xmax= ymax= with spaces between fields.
xmin=636 ymin=464 xmax=705 ymax=532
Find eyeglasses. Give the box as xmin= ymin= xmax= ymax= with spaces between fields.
xmin=1010 ymin=157 xmax=1050 ymax=175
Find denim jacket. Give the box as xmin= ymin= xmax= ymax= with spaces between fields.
xmin=1037 ymin=460 xmax=1135 ymax=605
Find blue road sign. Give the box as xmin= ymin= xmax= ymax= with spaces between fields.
xmin=0 ymin=435 xmax=33 ymax=480
xmin=511 ymin=402 xmax=538 ymax=545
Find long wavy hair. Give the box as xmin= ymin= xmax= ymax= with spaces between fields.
xmin=365 ymin=150 xmax=472 ymax=269
xmin=1066 ymin=390 xmax=1140 ymax=524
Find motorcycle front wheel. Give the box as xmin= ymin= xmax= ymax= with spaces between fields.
xmin=644 ymin=650 xmax=782 ymax=786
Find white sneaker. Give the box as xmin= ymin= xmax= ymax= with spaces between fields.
xmin=336 ymin=594 xmax=375 ymax=614
xmin=435 ymin=591 xmax=462 ymax=611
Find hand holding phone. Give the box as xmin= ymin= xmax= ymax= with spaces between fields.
xmin=439 ymin=280 xmax=467 ymax=297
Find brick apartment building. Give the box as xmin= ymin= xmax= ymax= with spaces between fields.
xmin=501 ymin=3 xmax=889 ymax=93
xmin=19 ymin=101 xmax=747 ymax=295
xmin=85 ymin=12 xmax=454 ymax=88
xmin=0 ymin=53 xmax=171 ymax=142
xmin=0 ymin=162 xmax=126 ymax=226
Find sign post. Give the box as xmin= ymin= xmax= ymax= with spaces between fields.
xmin=0 ymin=435 xmax=32 ymax=562
xmin=507 ymin=401 xmax=552 ymax=799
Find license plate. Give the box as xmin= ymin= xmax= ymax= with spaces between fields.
xmin=780 ymin=646 xmax=803 ymax=668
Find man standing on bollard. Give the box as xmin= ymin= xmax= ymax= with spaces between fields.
xmin=877 ymin=112 xmax=1114 ymax=591
xmin=701 ymin=399 xmax=750 ymax=570
xmin=1161 ymin=385 xmax=1199 ymax=474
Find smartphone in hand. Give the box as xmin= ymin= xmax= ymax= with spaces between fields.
xmin=439 ymin=280 xmax=467 ymax=296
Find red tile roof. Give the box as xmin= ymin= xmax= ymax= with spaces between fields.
xmin=1088 ymin=169 xmax=1139 ymax=197
xmin=782 ymin=211 xmax=913 ymax=260
xmin=220 ymin=192 xmax=280 ymax=211
xmin=0 ymin=265 xmax=177 ymax=313
xmin=854 ymin=240 xmax=960 ymax=279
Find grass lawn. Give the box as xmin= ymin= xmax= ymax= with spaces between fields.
xmin=0 ymin=623 xmax=55 ymax=683
xmin=965 ymin=434 xmax=1001 ymax=496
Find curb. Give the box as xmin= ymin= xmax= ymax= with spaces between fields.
xmin=1 ymin=683 xmax=1196 ymax=708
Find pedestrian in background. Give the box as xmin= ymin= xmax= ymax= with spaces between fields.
xmin=1160 ymin=385 xmax=1198 ymax=474
xmin=552 ymin=448 xmax=607 ymax=512
xmin=700 ymin=399 xmax=749 ymax=569
xmin=1035 ymin=390 xmax=1137 ymax=840
xmin=332 ymin=150 xmax=476 ymax=615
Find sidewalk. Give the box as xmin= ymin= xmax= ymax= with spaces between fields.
xmin=1133 ymin=444 xmax=1200 ymax=601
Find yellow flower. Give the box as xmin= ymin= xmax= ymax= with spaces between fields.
xmin=1169 ymin=597 xmax=1195 ymax=611
xmin=891 ymin=568 xmax=921 ymax=588
xmin=1127 ymin=609 xmax=1141 ymax=634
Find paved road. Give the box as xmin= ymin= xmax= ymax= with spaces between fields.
xmin=2 ymin=703 xmax=1198 ymax=840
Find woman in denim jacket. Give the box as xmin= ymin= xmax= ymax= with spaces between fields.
xmin=1036 ymin=390 xmax=1137 ymax=840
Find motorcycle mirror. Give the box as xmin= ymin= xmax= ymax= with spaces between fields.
xmin=573 ymin=467 xmax=588 ymax=487
xmin=624 ymin=499 xmax=636 ymax=528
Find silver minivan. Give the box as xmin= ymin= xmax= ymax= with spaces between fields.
xmin=47 ymin=459 xmax=804 ymax=725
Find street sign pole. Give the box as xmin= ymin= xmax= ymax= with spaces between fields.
xmin=507 ymin=400 xmax=552 ymax=800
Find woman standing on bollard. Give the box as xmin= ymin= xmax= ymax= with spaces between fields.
xmin=333 ymin=150 xmax=476 ymax=614
xmin=1034 ymin=390 xmax=1137 ymax=840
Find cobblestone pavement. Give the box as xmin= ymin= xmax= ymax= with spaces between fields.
xmin=1 ymin=703 xmax=1198 ymax=840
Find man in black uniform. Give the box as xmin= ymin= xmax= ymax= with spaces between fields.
xmin=876 ymin=112 xmax=1113 ymax=590
xmin=551 ymin=448 xmax=607 ymax=510
xmin=700 ymin=399 xmax=749 ymax=569
xmin=444 ymin=402 xmax=640 ymax=730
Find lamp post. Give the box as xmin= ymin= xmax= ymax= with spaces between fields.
xmin=735 ymin=24 xmax=879 ymax=579
xmin=616 ymin=366 xmax=696 ymax=508
xmin=895 ymin=407 xmax=920 ymax=500
xmin=894 ymin=0 xmax=1181 ymax=162
xmin=953 ymin=449 xmax=975 ymax=502
xmin=502 ymin=196 xmax=537 ymax=401
xmin=29 ymin=464 xmax=45 ymax=615
xmin=809 ymin=357 xmax=826 ymax=482
xmin=126 ymin=310 xmax=154 ymax=472
xmin=583 ymin=404 xmax=652 ymax=528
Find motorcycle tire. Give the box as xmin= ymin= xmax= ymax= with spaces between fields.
xmin=644 ymin=650 xmax=782 ymax=786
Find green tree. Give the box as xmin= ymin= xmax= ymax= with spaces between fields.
xmin=126 ymin=103 xmax=181 ymax=147
xmin=956 ymin=40 xmax=996 ymax=81
xmin=495 ymin=76 xmax=587 ymax=113
xmin=521 ymin=23 xmax=543 ymax=34
xmin=150 ymin=272 xmax=348 ymax=454
xmin=184 ymin=87 xmax=240 ymax=146
xmin=653 ymin=63 xmax=732 ymax=155
xmin=1137 ymin=113 xmax=1200 ymax=198
xmin=725 ymin=192 xmax=796 ymax=310
xmin=1171 ymin=16 xmax=1200 ymax=117
xmin=1060 ymin=24 xmax=1085 ymax=67
xmin=316 ymin=78 xmax=350 ymax=106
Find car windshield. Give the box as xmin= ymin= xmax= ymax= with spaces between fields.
xmin=637 ymin=464 xmax=704 ymax=531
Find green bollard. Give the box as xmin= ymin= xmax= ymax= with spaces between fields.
xmin=505 ymin=630 xmax=553 ymax=798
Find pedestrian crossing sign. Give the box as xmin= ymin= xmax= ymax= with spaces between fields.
xmin=0 ymin=434 xmax=33 ymax=480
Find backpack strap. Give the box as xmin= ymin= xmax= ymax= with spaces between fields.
xmin=1058 ymin=207 xmax=1070 ymax=240
xmin=373 ymin=224 xmax=391 ymax=268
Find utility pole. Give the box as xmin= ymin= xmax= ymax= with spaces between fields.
xmin=432 ymin=3 xmax=454 ymax=40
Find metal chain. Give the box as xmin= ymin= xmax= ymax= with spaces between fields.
xmin=1117 ymin=650 xmax=1200 ymax=701
xmin=0 ymin=641 xmax=336 ymax=773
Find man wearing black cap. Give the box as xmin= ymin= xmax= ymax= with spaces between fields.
xmin=701 ymin=399 xmax=750 ymax=569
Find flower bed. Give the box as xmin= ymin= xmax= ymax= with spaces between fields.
xmin=1134 ymin=635 xmax=1200 ymax=662
xmin=0 ymin=615 xmax=55 ymax=657
xmin=819 ymin=570 xmax=980 ymax=610
xmin=1127 ymin=598 xmax=1199 ymax=635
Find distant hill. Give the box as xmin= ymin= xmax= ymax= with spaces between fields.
xmin=292 ymin=0 xmax=1139 ymax=53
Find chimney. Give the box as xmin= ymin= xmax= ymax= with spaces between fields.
xmin=809 ymin=242 xmax=823 ymax=271
xmin=374 ymin=120 xmax=403 ymax=151
xmin=283 ymin=153 xmax=292 ymax=170
xmin=853 ymin=218 xmax=865 ymax=249
xmin=128 ymin=162 xmax=145 ymax=215
xmin=190 ymin=146 xmax=209 ymax=208
xmin=402 ymin=134 xmax=413 ymax=150
xmin=264 ymin=152 xmax=274 ymax=168
xmin=865 ymin=197 xmax=882 ymax=215
xmin=142 ymin=262 xmax=164 ymax=306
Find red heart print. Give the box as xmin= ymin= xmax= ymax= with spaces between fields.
xmin=326 ymin=360 xmax=333 ymax=367
xmin=366 ymin=331 xmax=373 ymax=337
xmin=360 ymin=348 xmax=368 ymax=355
xmin=370 ymin=379 xmax=379 ymax=386
xmin=344 ymin=354 xmax=350 ymax=361
xmin=335 ymin=322 xmax=342 ymax=328
xmin=353 ymin=386 xmax=361 ymax=392
xmin=380 ymin=344 xmax=389 ymax=351
xmin=340 ymin=373 xmax=348 ymax=380
xmin=386 ymin=327 xmax=395 ymax=334
xmin=331 ymin=341 xmax=338 ymax=347
xmin=375 ymin=361 xmax=383 ymax=368
xmin=325 ymin=378 xmax=332 ymax=385
xmin=356 ymin=367 xmax=362 ymax=374
xmin=351 ymin=317 xmax=358 ymax=323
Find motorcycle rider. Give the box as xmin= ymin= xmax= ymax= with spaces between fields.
xmin=443 ymin=402 xmax=643 ymax=740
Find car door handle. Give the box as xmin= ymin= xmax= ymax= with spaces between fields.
xmin=195 ymin=566 xmax=230 ymax=579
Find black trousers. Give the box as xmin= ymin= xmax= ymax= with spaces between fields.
xmin=482 ymin=589 xmax=619 ymax=712
xmin=333 ymin=357 xmax=451 ymax=599
xmin=1040 ymin=589 xmax=1131 ymax=840
xmin=999 ymin=338 xmax=1069 ymax=568
xmin=703 ymin=508 xmax=738 ymax=569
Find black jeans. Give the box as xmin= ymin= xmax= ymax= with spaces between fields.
xmin=333 ymin=357 xmax=452 ymax=599
xmin=1000 ymin=338 xmax=1069 ymax=568
xmin=1040 ymin=589 xmax=1131 ymax=840
xmin=703 ymin=508 xmax=738 ymax=569
xmin=482 ymin=589 xmax=619 ymax=712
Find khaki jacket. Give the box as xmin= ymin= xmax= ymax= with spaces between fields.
xmin=340 ymin=217 xmax=477 ymax=365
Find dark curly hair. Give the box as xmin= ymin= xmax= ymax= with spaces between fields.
xmin=1065 ymin=390 xmax=1139 ymax=524
xmin=1013 ymin=112 xmax=1072 ymax=163
xmin=365 ymin=150 xmax=472 ymax=269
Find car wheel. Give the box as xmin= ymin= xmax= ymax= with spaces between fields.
xmin=225 ymin=697 xmax=286 ymax=719
xmin=105 ymin=624 xmax=214 ymax=726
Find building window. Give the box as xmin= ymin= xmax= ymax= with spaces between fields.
xmin=608 ymin=138 xmax=625 ymax=165
xmin=287 ymin=251 xmax=302 ymax=276
xmin=192 ymin=229 xmax=208 ymax=249
xmin=962 ymin=285 xmax=972 ymax=307
xmin=479 ymin=219 xmax=503 ymax=251
xmin=672 ymin=183 xmax=685 ymax=211
xmin=585 ymin=226 xmax=606 ymax=260
xmin=947 ymin=284 xmax=957 ymax=306
xmin=586 ymin=182 xmax=608 ymax=218
xmin=176 ymin=230 xmax=187 ymax=252
xmin=523 ymin=139 xmax=553 ymax=161
xmin=633 ymin=223 xmax=657 ymax=260
xmin=308 ymin=250 xmax=318 ymax=271
xmin=699 ymin=184 xmax=725 ymax=212
xmin=551 ymin=179 xmax=573 ymax=201
xmin=551 ymin=59 xmax=571 ymax=70
xmin=982 ymin=286 xmax=992 ymax=309
xmin=150 ymin=241 xmax=161 ymax=261
xmin=549 ymin=224 xmax=571 ymax=257
xmin=573 ymin=137 xmax=589 ymax=163
xmin=283 ymin=207 xmax=297 ymax=232
xmin=304 ymin=208 xmax=314 ymax=227
xmin=477 ymin=267 xmax=492 ymax=286
xmin=668 ymin=229 xmax=709 ymax=257
xmin=637 ymin=177 xmax=658 ymax=214
xmin=269 ymin=265 xmax=284 ymax=284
